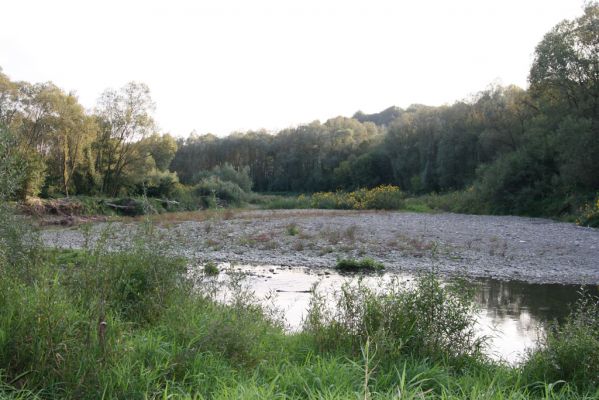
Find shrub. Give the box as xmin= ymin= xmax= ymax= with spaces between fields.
xmin=194 ymin=163 xmax=253 ymax=193
xmin=335 ymin=257 xmax=384 ymax=272
xmin=286 ymin=223 xmax=300 ymax=236
xmin=194 ymin=176 xmax=246 ymax=207
xmin=305 ymin=272 xmax=484 ymax=364
xmin=310 ymin=185 xmax=405 ymax=210
xmin=172 ymin=183 xmax=201 ymax=211
xmin=137 ymin=169 xmax=180 ymax=198
xmin=474 ymin=150 xmax=558 ymax=216
xmin=410 ymin=188 xmax=487 ymax=215
xmin=14 ymin=152 xmax=46 ymax=201
xmin=212 ymin=163 xmax=253 ymax=193
xmin=58 ymin=247 xmax=186 ymax=324
xmin=0 ymin=127 xmax=46 ymax=201
xmin=576 ymin=196 xmax=599 ymax=227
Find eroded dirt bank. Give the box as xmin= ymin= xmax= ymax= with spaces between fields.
xmin=41 ymin=209 xmax=599 ymax=284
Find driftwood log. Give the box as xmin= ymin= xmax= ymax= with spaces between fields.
xmin=104 ymin=202 xmax=136 ymax=210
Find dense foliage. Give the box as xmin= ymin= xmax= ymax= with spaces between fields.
xmin=1 ymin=5 xmax=597 ymax=219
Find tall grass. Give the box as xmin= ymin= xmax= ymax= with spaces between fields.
xmin=1 ymin=207 xmax=598 ymax=398
xmin=303 ymin=273 xmax=484 ymax=366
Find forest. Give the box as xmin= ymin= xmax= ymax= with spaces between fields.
xmin=1 ymin=4 xmax=598 ymax=218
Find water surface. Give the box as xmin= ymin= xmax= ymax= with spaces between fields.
xmin=210 ymin=264 xmax=598 ymax=363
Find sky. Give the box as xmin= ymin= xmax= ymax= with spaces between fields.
xmin=0 ymin=0 xmax=585 ymax=137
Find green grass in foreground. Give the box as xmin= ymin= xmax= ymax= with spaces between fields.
xmin=0 ymin=210 xmax=598 ymax=398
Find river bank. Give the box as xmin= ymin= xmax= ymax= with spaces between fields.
xmin=40 ymin=209 xmax=599 ymax=284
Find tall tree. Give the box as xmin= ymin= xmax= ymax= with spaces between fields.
xmin=49 ymin=94 xmax=98 ymax=196
xmin=529 ymin=3 xmax=599 ymax=190
xmin=95 ymin=82 xmax=156 ymax=195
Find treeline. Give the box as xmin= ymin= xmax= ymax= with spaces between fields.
xmin=1 ymin=5 xmax=597 ymax=217
xmin=0 ymin=77 xmax=179 ymax=199
xmin=172 ymin=5 xmax=598 ymax=215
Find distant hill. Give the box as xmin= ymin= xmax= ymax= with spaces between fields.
xmin=352 ymin=106 xmax=403 ymax=126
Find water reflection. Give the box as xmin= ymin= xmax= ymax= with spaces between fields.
xmin=210 ymin=264 xmax=598 ymax=364
xmin=473 ymin=278 xmax=599 ymax=362
xmin=475 ymin=279 xmax=599 ymax=322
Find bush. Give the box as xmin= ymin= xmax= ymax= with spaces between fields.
xmin=286 ymin=223 xmax=300 ymax=236
xmin=137 ymin=170 xmax=180 ymax=198
xmin=171 ymin=183 xmax=201 ymax=211
xmin=409 ymin=188 xmax=488 ymax=215
xmin=54 ymin=243 xmax=187 ymax=324
xmin=0 ymin=208 xmax=41 ymax=283
xmin=0 ymin=127 xmax=46 ymax=201
xmin=475 ymin=150 xmax=558 ymax=216
xmin=576 ymin=196 xmax=599 ymax=227
xmin=194 ymin=163 xmax=253 ymax=193
xmin=335 ymin=257 xmax=384 ymax=272
xmin=310 ymin=185 xmax=405 ymax=210
xmin=212 ymin=163 xmax=253 ymax=193
xmin=194 ymin=176 xmax=247 ymax=207
xmin=304 ymin=272 xmax=485 ymax=364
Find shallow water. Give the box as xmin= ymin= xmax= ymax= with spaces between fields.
xmin=207 ymin=264 xmax=599 ymax=363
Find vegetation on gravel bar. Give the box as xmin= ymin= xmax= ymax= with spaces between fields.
xmin=335 ymin=257 xmax=385 ymax=272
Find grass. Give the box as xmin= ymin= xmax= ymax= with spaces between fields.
xmin=286 ymin=223 xmax=300 ymax=236
xmin=1 ymin=205 xmax=599 ymax=398
xmin=335 ymin=257 xmax=385 ymax=272
xmin=203 ymin=261 xmax=220 ymax=276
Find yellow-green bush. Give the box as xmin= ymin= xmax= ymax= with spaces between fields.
xmin=576 ymin=196 xmax=599 ymax=228
xmin=310 ymin=185 xmax=405 ymax=210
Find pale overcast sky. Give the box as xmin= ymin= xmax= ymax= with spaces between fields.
xmin=0 ymin=0 xmax=584 ymax=136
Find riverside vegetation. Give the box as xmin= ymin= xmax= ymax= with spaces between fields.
xmin=1 ymin=204 xmax=599 ymax=399
xmin=2 ymin=142 xmax=599 ymax=398
xmin=1 ymin=5 xmax=599 ymax=226
xmin=1 ymin=145 xmax=599 ymax=398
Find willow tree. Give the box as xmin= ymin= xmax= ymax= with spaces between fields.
xmin=94 ymin=82 xmax=156 ymax=196
xmin=49 ymin=94 xmax=98 ymax=196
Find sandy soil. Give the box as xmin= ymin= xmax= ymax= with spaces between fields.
xmin=40 ymin=209 xmax=599 ymax=284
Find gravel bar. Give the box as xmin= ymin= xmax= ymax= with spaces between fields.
xmin=41 ymin=209 xmax=599 ymax=285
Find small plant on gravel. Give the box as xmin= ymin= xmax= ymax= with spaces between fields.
xmin=335 ymin=257 xmax=384 ymax=272
xmin=260 ymin=240 xmax=277 ymax=250
xmin=292 ymin=241 xmax=305 ymax=251
xmin=321 ymin=227 xmax=342 ymax=244
xmin=204 ymin=261 xmax=219 ymax=276
xmin=205 ymin=238 xmax=222 ymax=250
xmin=286 ymin=223 xmax=300 ymax=236
xmin=317 ymin=246 xmax=335 ymax=256
xmin=343 ymin=224 xmax=358 ymax=241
